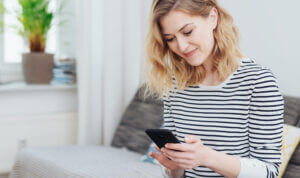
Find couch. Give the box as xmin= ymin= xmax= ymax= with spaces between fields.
xmin=9 ymin=87 xmax=300 ymax=178
xmin=281 ymin=96 xmax=300 ymax=178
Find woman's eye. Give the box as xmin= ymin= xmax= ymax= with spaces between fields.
xmin=184 ymin=30 xmax=193 ymax=36
xmin=165 ymin=38 xmax=174 ymax=42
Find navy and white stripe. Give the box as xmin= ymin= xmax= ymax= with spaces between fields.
xmin=163 ymin=58 xmax=284 ymax=178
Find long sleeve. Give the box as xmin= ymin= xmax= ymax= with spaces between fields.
xmin=238 ymin=68 xmax=284 ymax=178
xmin=162 ymin=95 xmax=176 ymax=132
xmin=160 ymin=95 xmax=173 ymax=177
xmin=160 ymin=94 xmax=184 ymax=178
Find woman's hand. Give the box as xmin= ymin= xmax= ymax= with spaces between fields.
xmin=149 ymin=144 xmax=182 ymax=171
xmin=151 ymin=135 xmax=241 ymax=177
xmin=160 ymin=135 xmax=213 ymax=170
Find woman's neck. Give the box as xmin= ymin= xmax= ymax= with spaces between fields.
xmin=201 ymin=56 xmax=241 ymax=86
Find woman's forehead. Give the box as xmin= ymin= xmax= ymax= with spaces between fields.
xmin=160 ymin=11 xmax=192 ymax=31
xmin=160 ymin=11 xmax=203 ymax=34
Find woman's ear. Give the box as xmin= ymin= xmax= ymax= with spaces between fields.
xmin=209 ymin=7 xmax=218 ymax=30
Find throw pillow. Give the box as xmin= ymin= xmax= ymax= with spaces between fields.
xmin=278 ymin=124 xmax=300 ymax=178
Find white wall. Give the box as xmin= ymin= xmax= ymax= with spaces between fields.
xmin=0 ymin=84 xmax=78 ymax=173
xmin=219 ymin=0 xmax=300 ymax=97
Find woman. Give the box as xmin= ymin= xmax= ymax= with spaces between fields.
xmin=144 ymin=0 xmax=284 ymax=178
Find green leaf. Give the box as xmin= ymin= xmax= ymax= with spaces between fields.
xmin=1 ymin=0 xmax=68 ymax=52
xmin=0 ymin=1 xmax=5 ymax=32
xmin=16 ymin=0 xmax=65 ymax=51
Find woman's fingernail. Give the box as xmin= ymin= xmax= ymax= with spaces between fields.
xmin=161 ymin=148 xmax=164 ymax=152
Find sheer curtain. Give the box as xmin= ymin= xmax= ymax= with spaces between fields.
xmin=75 ymin=0 xmax=152 ymax=145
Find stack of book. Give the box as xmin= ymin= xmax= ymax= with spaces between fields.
xmin=52 ymin=59 xmax=76 ymax=84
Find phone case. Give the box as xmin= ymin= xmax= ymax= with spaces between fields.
xmin=145 ymin=129 xmax=180 ymax=149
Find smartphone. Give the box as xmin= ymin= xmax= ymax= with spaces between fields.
xmin=145 ymin=129 xmax=181 ymax=149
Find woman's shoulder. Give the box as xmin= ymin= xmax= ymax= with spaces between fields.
xmin=238 ymin=58 xmax=280 ymax=90
xmin=238 ymin=57 xmax=276 ymax=77
xmin=232 ymin=57 xmax=280 ymax=90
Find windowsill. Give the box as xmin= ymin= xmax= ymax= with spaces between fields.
xmin=0 ymin=81 xmax=77 ymax=92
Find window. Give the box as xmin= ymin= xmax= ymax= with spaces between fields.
xmin=0 ymin=0 xmax=60 ymax=83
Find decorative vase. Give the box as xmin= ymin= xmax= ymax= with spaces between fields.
xmin=22 ymin=52 xmax=54 ymax=84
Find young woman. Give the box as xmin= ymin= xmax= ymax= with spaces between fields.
xmin=144 ymin=0 xmax=284 ymax=178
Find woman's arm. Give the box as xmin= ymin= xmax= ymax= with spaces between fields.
xmin=209 ymin=68 xmax=284 ymax=178
xmin=163 ymin=136 xmax=269 ymax=178
xmin=163 ymin=137 xmax=242 ymax=178
xmin=204 ymin=147 xmax=241 ymax=178
xmin=245 ymin=68 xmax=284 ymax=177
xmin=181 ymin=144 xmax=269 ymax=178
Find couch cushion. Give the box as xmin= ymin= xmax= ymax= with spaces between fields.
xmin=283 ymin=96 xmax=300 ymax=177
xmin=279 ymin=124 xmax=300 ymax=177
xmin=283 ymin=96 xmax=300 ymax=126
xmin=297 ymin=119 xmax=300 ymax=128
xmin=111 ymin=86 xmax=164 ymax=154
xmin=10 ymin=146 xmax=163 ymax=178
xmin=282 ymin=163 xmax=300 ymax=178
xmin=290 ymin=145 xmax=300 ymax=165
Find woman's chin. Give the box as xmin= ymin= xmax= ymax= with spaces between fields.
xmin=186 ymin=58 xmax=205 ymax=67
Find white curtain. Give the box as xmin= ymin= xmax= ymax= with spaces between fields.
xmin=75 ymin=0 xmax=152 ymax=145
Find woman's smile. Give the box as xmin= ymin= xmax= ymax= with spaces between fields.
xmin=184 ymin=48 xmax=198 ymax=58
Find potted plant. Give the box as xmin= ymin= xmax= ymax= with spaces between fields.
xmin=0 ymin=0 xmax=63 ymax=84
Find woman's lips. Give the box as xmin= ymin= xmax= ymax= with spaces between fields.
xmin=184 ymin=48 xmax=197 ymax=57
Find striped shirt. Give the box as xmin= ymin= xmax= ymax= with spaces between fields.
xmin=162 ymin=58 xmax=284 ymax=178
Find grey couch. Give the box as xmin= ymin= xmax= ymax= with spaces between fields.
xmin=281 ymin=96 xmax=300 ymax=178
xmin=9 ymin=87 xmax=300 ymax=178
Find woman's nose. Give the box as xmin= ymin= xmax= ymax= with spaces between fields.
xmin=177 ymin=36 xmax=189 ymax=52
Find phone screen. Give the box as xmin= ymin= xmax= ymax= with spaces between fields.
xmin=145 ymin=129 xmax=180 ymax=149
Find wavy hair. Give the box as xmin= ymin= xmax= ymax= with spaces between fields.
xmin=144 ymin=0 xmax=243 ymax=98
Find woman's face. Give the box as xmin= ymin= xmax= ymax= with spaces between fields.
xmin=160 ymin=9 xmax=218 ymax=66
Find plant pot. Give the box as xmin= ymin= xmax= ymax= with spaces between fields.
xmin=22 ymin=52 xmax=54 ymax=84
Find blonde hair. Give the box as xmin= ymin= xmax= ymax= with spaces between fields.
xmin=144 ymin=0 xmax=243 ymax=99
